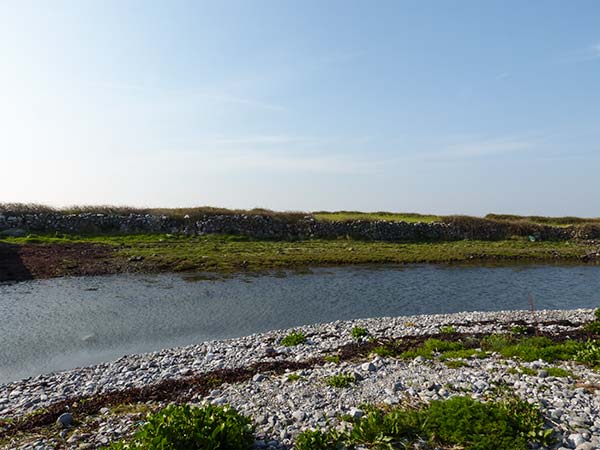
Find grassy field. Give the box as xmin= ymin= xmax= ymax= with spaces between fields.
xmin=1 ymin=233 xmax=596 ymax=276
xmin=313 ymin=211 xmax=442 ymax=223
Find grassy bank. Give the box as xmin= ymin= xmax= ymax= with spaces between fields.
xmin=1 ymin=233 xmax=597 ymax=278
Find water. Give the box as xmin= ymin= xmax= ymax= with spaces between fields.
xmin=1 ymin=264 xmax=599 ymax=384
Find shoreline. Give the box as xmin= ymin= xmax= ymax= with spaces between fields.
xmin=2 ymin=308 xmax=599 ymax=449
xmin=1 ymin=235 xmax=599 ymax=282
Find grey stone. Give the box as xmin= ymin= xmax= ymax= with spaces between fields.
xmin=56 ymin=412 xmax=73 ymax=428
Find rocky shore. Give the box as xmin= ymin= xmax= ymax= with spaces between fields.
xmin=2 ymin=309 xmax=600 ymax=450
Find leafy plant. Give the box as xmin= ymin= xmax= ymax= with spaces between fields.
xmin=325 ymin=374 xmax=356 ymax=388
xmin=287 ymin=373 xmax=303 ymax=382
xmin=293 ymin=396 xmax=554 ymax=450
xmin=545 ymin=367 xmax=575 ymax=378
xmin=583 ymin=320 xmax=600 ymax=334
xmin=575 ymin=340 xmax=600 ymax=367
xmin=324 ymin=355 xmax=341 ymax=364
xmin=294 ymin=428 xmax=346 ymax=450
xmin=444 ymin=360 xmax=469 ymax=369
xmin=439 ymin=325 xmax=457 ymax=334
xmin=351 ymin=326 xmax=368 ymax=340
xmin=281 ymin=331 xmax=306 ymax=347
xmin=510 ymin=325 xmax=529 ymax=335
xmin=102 ymin=404 xmax=254 ymax=450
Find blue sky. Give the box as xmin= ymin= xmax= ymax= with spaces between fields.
xmin=1 ymin=1 xmax=599 ymax=215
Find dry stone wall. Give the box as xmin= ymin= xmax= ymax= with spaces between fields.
xmin=0 ymin=211 xmax=599 ymax=241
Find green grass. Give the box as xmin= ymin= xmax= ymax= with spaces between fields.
xmin=486 ymin=213 xmax=600 ymax=227
xmin=313 ymin=211 xmax=442 ymax=223
xmin=481 ymin=335 xmax=583 ymax=362
xmin=2 ymin=232 xmax=594 ymax=276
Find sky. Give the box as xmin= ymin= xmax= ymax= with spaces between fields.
xmin=1 ymin=1 xmax=599 ymax=216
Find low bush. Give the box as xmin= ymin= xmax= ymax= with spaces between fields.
xmin=439 ymin=325 xmax=457 ymax=334
xmin=102 ymin=404 xmax=254 ymax=450
xmin=324 ymin=355 xmax=341 ymax=364
xmin=294 ymin=396 xmax=554 ymax=450
xmin=325 ymin=374 xmax=356 ymax=388
xmin=281 ymin=331 xmax=306 ymax=347
xmin=351 ymin=326 xmax=368 ymax=340
xmin=575 ymin=340 xmax=600 ymax=367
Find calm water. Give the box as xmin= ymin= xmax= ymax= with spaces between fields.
xmin=1 ymin=264 xmax=599 ymax=384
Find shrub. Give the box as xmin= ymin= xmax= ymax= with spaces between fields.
xmin=510 ymin=325 xmax=529 ymax=335
xmin=281 ymin=331 xmax=306 ymax=347
xmin=583 ymin=321 xmax=600 ymax=334
xmin=324 ymin=355 xmax=341 ymax=364
xmin=294 ymin=429 xmax=346 ymax=450
xmin=293 ymin=396 xmax=554 ymax=450
xmin=546 ymin=367 xmax=575 ymax=378
xmin=575 ymin=340 xmax=600 ymax=367
xmin=595 ymin=308 xmax=600 ymax=321
xmin=325 ymin=374 xmax=356 ymax=388
xmin=287 ymin=373 xmax=302 ymax=382
xmin=102 ymin=404 xmax=254 ymax=450
xmin=439 ymin=325 xmax=457 ymax=334
xmin=351 ymin=326 xmax=368 ymax=340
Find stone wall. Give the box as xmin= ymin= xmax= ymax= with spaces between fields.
xmin=1 ymin=211 xmax=599 ymax=241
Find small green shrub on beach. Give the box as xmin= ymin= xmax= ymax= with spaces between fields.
xmin=439 ymin=325 xmax=457 ymax=334
xmin=281 ymin=331 xmax=306 ymax=347
xmin=583 ymin=321 xmax=600 ymax=334
xmin=324 ymin=355 xmax=341 ymax=364
xmin=575 ymin=340 xmax=600 ymax=367
xmin=351 ymin=326 xmax=368 ymax=340
xmin=325 ymin=374 xmax=356 ymax=388
xmin=102 ymin=404 xmax=254 ymax=450
xmin=293 ymin=396 xmax=554 ymax=450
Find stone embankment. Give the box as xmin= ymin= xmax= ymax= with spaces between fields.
xmin=1 ymin=309 xmax=599 ymax=449
xmin=1 ymin=211 xmax=600 ymax=241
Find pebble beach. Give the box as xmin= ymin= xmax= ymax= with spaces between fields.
xmin=2 ymin=309 xmax=600 ymax=450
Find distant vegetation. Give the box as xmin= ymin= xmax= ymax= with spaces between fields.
xmin=2 ymin=203 xmax=599 ymax=227
xmin=313 ymin=211 xmax=442 ymax=223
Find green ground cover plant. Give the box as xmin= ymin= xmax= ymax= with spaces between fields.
xmin=351 ymin=326 xmax=368 ymax=340
xmin=545 ymin=367 xmax=575 ymax=378
xmin=102 ymin=404 xmax=254 ymax=450
xmin=439 ymin=325 xmax=457 ymax=334
xmin=281 ymin=331 xmax=306 ymax=347
xmin=325 ymin=374 xmax=356 ymax=388
xmin=294 ymin=396 xmax=554 ymax=450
